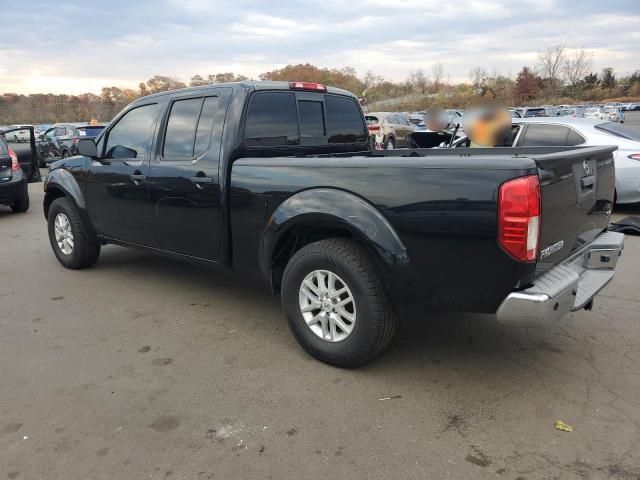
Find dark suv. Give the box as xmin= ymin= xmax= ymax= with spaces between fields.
xmin=0 ymin=126 xmax=41 ymax=212
xmin=39 ymin=123 xmax=105 ymax=165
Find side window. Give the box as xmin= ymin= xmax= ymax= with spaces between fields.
xmin=54 ymin=127 xmax=66 ymax=136
xmin=519 ymin=124 xmax=571 ymax=147
xmin=324 ymin=95 xmax=367 ymax=144
xmin=0 ymin=137 xmax=8 ymax=155
xmin=244 ymin=92 xmax=298 ymax=146
xmin=104 ymin=103 xmax=159 ymax=159
xmin=45 ymin=129 xmax=56 ymax=139
xmin=163 ymin=98 xmax=202 ymax=158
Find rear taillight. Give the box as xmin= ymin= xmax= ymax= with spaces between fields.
xmin=498 ymin=175 xmax=540 ymax=262
xmin=628 ymin=154 xmax=640 ymax=161
xmin=289 ymin=81 xmax=327 ymax=92
xmin=9 ymin=148 xmax=20 ymax=172
xmin=368 ymin=125 xmax=380 ymax=133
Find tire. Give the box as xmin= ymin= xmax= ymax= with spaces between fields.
xmin=61 ymin=150 xmax=71 ymax=159
xmin=10 ymin=195 xmax=29 ymax=213
xmin=281 ymin=238 xmax=396 ymax=367
xmin=385 ymin=138 xmax=395 ymax=150
xmin=47 ymin=197 xmax=100 ymax=269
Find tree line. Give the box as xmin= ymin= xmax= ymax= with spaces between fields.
xmin=1 ymin=44 xmax=638 ymax=124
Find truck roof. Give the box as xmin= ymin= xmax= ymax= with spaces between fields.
xmin=137 ymin=81 xmax=357 ymax=101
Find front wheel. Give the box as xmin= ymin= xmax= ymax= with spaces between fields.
xmin=61 ymin=150 xmax=71 ymax=159
xmin=47 ymin=197 xmax=101 ymax=269
xmin=281 ymin=238 xmax=396 ymax=367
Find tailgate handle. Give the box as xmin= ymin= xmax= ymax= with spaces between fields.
xmin=581 ymin=175 xmax=594 ymax=189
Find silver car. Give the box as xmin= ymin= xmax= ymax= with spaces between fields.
xmin=449 ymin=117 xmax=640 ymax=204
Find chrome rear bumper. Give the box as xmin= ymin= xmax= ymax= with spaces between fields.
xmin=496 ymin=231 xmax=624 ymax=327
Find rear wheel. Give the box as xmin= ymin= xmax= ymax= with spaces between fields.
xmin=385 ymin=138 xmax=395 ymax=150
xmin=47 ymin=197 xmax=100 ymax=269
xmin=10 ymin=195 xmax=29 ymax=213
xmin=281 ymin=238 xmax=396 ymax=367
xmin=61 ymin=150 xmax=71 ymax=159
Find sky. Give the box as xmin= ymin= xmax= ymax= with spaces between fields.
xmin=1 ymin=0 xmax=639 ymax=95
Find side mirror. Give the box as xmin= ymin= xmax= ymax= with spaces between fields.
xmin=77 ymin=138 xmax=98 ymax=157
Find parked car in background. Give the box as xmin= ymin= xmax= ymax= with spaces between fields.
xmin=448 ymin=117 xmax=640 ymax=204
xmin=508 ymin=108 xmax=522 ymax=118
xmin=366 ymin=112 xmax=415 ymax=149
xmin=558 ymin=107 xmax=585 ymax=118
xmin=0 ymin=126 xmax=42 ymax=212
xmin=522 ymin=107 xmax=547 ymax=118
xmin=540 ymin=105 xmax=560 ymax=116
xmin=39 ymin=123 xmax=106 ymax=165
xmin=584 ymin=107 xmax=624 ymax=123
xmin=604 ymin=107 xmax=624 ymax=123
xmin=408 ymin=112 xmax=425 ymax=125
xmin=0 ymin=125 xmax=33 ymax=143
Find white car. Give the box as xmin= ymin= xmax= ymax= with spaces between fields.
xmin=448 ymin=117 xmax=640 ymax=204
xmin=584 ymin=107 xmax=623 ymax=122
xmin=1 ymin=125 xmax=32 ymax=143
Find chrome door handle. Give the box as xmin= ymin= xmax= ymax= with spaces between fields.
xmin=190 ymin=176 xmax=214 ymax=185
xmin=130 ymin=173 xmax=146 ymax=185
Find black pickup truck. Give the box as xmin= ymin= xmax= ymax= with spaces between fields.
xmin=43 ymin=81 xmax=624 ymax=367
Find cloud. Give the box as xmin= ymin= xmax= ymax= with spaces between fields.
xmin=0 ymin=0 xmax=638 ymax=94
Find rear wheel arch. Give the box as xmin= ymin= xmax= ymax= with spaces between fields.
xmin=261 ymin=189 xmax=409 ymax=294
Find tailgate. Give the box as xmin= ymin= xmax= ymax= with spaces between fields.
xmin=532 ymin=146 xmax=616 ymax=273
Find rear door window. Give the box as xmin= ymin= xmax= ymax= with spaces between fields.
xmin=324 ymin=95 xmax=367 ymax=144
xmin=163 ymin=96 xmax=220 ymax=159
xmin=163 ymin=98 xmax=202 ymax=158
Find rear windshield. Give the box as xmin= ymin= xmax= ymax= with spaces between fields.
xmin=524 ymin=108 xmax=545 ymax=117
xmin=76 ymin=126 xmax=105 ymax=137
xmin=365 ymin=116 xmax=379 ymax=125
xmin=595 ymin=122 xmax=640 ymax=141
xmin=244 ymin=91 xmax=367 ymax=147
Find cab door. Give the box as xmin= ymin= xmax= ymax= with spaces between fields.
xmin=147 ymin=87 xmax=231 ymax=260
xmin=1 ymin=126 xmax=42 ymax=182
xmin=84 ymin=101 xmax=161 ymax=245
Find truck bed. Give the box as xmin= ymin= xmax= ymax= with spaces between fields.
xmin=229 ymin=145 xmax=616 ymax=313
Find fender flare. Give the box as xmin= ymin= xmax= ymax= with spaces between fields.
xmin=44 ymin=168 xmax=97 ymax=240
xmin=259 ymin=188 xmax=410 ymax=280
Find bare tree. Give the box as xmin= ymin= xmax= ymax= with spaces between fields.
xmin=469 ymin=66 xmax=487 ymax=88
xmin=537 ymin=44 xmax=566 ymax=94
xmin=432 ymin=63 xmax=444 ymax=92
xmin=563 ymin=48 xmax=593 ymax=87
xmin=407 ymin=69 xmax=429 ymax=93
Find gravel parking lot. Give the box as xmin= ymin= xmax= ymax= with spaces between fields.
xmin=1 ymin=124 xmax=640 ymax=479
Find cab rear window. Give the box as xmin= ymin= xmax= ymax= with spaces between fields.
xmin=244 ymin=91 xmax=367 ymax=147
